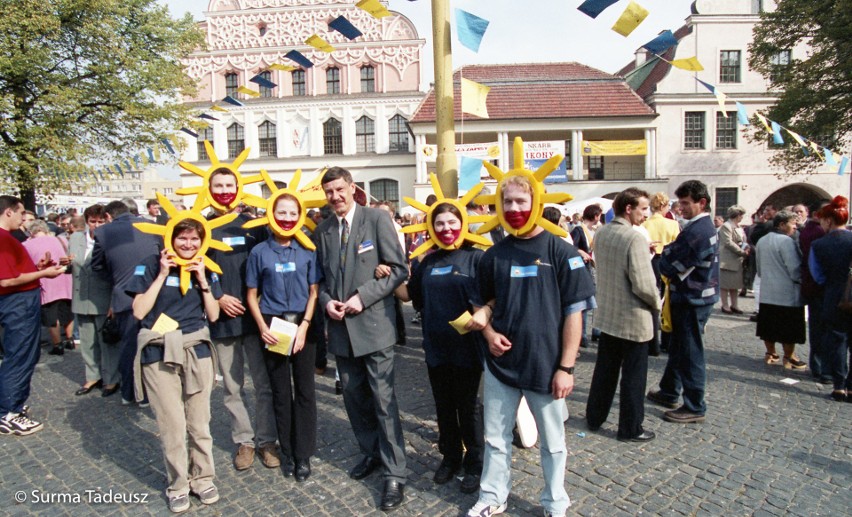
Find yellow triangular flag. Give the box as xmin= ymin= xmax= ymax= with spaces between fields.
xmin=461 ymin=78 xmax=490 ymax=119
xmin=237 ymin=86 xmax=260 ymax=98
xmin=612 ymin=1 xmax=649 ymax=37
xmin=153 ymin=146 xmax=161 ymax=162
xmin=306 ymin=34 xmax=335 ymax=53
xmin=786 ymin=128 xmax=807 ymax=147
xmin=808 ymin=141 xmax=823 ymax=159
xmin=755 ymin=113 xmax=773 ymax=133
xmin=210 ymin=105 xmax=229 ymax=112
xmin=356 ymin=0 xmax=392 ymax=19
xmin=141 ymin=152 xmax=149 ymax=166
xmin=670 ymin=57 xmax=704 ymax=72
xmin=715 ymin=90 xmax=728 ymax=115
xmin=269 ymin=63 xmax=297 ymax=72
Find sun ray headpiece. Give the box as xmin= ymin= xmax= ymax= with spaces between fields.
xmin=133 ymin=193 xmax=237 ymax=295
xmin=473 ymin=136 xmax=573 ymax=237
xmin=175 ymin=141 xmax=266 ymax=212
xmin=400 ymin=173 xmax=493 ymax=259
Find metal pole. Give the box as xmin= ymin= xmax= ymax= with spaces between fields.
xmin=431 ymin=0 xmax=458 ymax=199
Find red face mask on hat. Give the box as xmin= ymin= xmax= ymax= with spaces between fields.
xmin=211 ymin=192 xmax=238 ymax=207
xmin=437 ymin=228 xmax=462 ymax=246
xmin=275 ymin=219 xmax=297 ymax=232
xmin=504 ymin=210 xmax=532 ymax=229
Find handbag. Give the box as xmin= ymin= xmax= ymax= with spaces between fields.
xmin=839 ymin=262 xmax=852 ymax=315
xmin=101 ymin=316 xmax=122 ymax=345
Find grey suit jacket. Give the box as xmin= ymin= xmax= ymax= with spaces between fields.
xmin=315 ymin=205 xmax=407 ymax=357
xmin=593 ymin=217 xmax=661 ymax=342
xmin=69 ymin=232 xmax=111 ymax=316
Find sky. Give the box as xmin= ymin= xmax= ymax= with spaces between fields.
xmin=154 ymin=0 xmax=697 ymax=179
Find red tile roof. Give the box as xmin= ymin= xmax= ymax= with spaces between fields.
xmin=409 ymin=62 xmax=655 ymax=123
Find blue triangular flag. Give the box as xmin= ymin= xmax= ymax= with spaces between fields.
xmin=147 ymin=148 xmax=156 ymax=163
xmin=329 ymin=15 xmax=362 ymax=40
xmin=250 ymin=74 xmax=277 ymax=89
xmin=770 ymin=121 xmax=784 ymax=145
xmin=114 ymin=163 xmax=124 ymax=175
xmin=222 ymin=95 xmax=244 ymax=107
xmin=455 ymin=9 xmax=490 ymax=53
xmin=696 ymin=79 xmax=716 ymax=94
xmin=132 ymin=155 xmax=140 ymax=168
xmin=735 ymin=102 xmax=750 ymax=126
xmin=181 ymin=127 xmax=198 ymax=138
xmin=161 ymin=138 xmax=176 ymax=155
xmin=285 ymin=50 xmax=314 ymax=69
xmin=198 ymin=113 xmax=219 ymax=122
xmin=123 ymin=159 xmax=132 ymax=171
xmin=824 ymin=148 xmax=837 ymax=166
xmin=642 ymin=31 xmax=677 ymax=55
xmin=577 ymin=0 xmax=620 ymax=19
xmin=458 ymin=156 xmax=482 ymax=191
xmin=838 ymin=156 xmax=849 ymax=176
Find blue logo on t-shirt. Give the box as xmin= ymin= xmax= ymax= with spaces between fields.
xmin=275 ymin=262 xmax=296 ymax=273
xmin=222 ymin=236 xmax=245 ymax=247
xmin=568 ymin=256 xmax=585 ymax=270
xmin=134 ymin=265 xmax=146 ymax=276
xmin=166 ymin=276 xmax=180 ymax=287
xmin=431 ymin=265 xmax=453 ymax=276
xmin=510 ymin=265 xmax=538 ymax=278
xmin=211 ymin=272 xmax=219 ymax=283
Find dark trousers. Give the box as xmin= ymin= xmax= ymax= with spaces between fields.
xmin=426 ymin=364 xmax=484 ymax=475
xmin=309 ymin=309 xmax=327 ymax=370
xmin=586 ymin=333 xmax=649 ymax=438
xmin=658 ymin=303 xmax=712 ymax=414
xmin=263 ymin=343 xmax=317 ymax=460
xmin=395 ymin=299 xmax=406 ymax=345
xmin=822 ymin=320 xmax=852 ymax=391
xmin=0 ymin=289 xmax=41 ymax=415
xmin=115 ymin=310 xmax=141 ymax=402
xmin=336 ymin=346 xmax=407 ymax=483
xmin=805 ymin=294 xmax=828 ymax=378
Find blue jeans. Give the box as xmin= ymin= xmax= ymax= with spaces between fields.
xmin=658 ymin=303 xmax=712 ymax=414
xmin=804 ymin=294 xmax=827 ymax=378
xmin=115 ymin=310 xmax=141 ymax=402
xmin=822 ymin=321 xmax=852 ymax=392
xmin=478 ymin=368 xmax=570 ymax=515
xmin=0 ymin=289 xmax=41 ymax=415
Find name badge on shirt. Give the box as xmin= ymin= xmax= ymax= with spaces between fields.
xmin=358 ymin=240 xmax=375 ymax=254
xmin=222 ymin=236 xmax=245 ymax=247
xmin=166 ymin=276 xmax=180 ymax=287
xmin=134 ymin=265 xmax=146 ymax=276
xmin=275 ymin=262 xmax=296 ymax=273
xmin=431 ymin=265 xmax=453 ymax=276
xmin=568 ymin=256 xmax=585 ymax=270
xmin=510 ymin=265 xmax=538 ymax=278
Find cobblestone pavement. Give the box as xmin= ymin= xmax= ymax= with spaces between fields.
xmin=1 ymin=297 xmax=849 ymax=516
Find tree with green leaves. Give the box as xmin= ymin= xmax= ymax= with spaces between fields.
xmin=0 ymin=0 xmax=203 ymax=209
xmin=748 ymin=0 xmax=852 ymax=175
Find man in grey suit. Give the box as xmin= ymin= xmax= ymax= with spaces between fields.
xmin=70 ymin=204 xmax=120 ymax=397
xmin=314 ymin=167 xmax=408 ymax=511
xmin=585 ymin=188 xmax=660 ymax=443
xmin=92 ymin=200 xmax=161 ymax=406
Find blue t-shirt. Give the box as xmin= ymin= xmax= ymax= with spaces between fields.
xmin=245 ymin=236 xmax=322 ymax=315
xmin=478 ymin=231 xmax=596 ymax=393
xmin=407 ymin=247 xmax=484 ymax=369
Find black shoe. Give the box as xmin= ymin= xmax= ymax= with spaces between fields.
xmin=749 ymin=313 xmax=759 ymax=322
xmin=349 ymin=456 xmax=380 ymax=480
xmin=432 ymin=459 xmax=460 ymax=484
xmin=48 ymin=346 xmax=64 ymax=356
xmin=294 ymin=458 xmax=311 ymax=482
xmin=74 ymin=380 xmax=102 ymax=396
xmin=380 ymin=480 xmax=405 ymax=511
xmin=587 ymin=420 xmax=601 ymax=432
xmin=101 ymin=384 xmax=120 ymax=397
xmin=281 ymin=455 xmax=295 ymax=477
xmin=335 ymin=380 xmax=343 ymax=395
xmin=63 ymin=339 xmax=76 ymax=350
xmin=617 ymin=430 xmax=656 ymax=443
xmin=459 ymin=473 xmax=480 ymax=494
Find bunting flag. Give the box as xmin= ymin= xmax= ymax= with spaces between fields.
xmin=612 ymin=1 xmax=649 ymax=37
xmin=285 ymin=50 xmax=314 ymax=69
xmin=306 ymin=34 xmax=335 ymax=53
xmin=785 ymin=128 xmax=807 ymax=148
xmin=123 ymin=159 xmax=132 ymax=171
xmin=460 ymin=78 xmax=490 ymax=119
xmin=642 ymin=30 xmax=677 ymax=55
xmin=249 ymin=74 xmax=277 ymax=90
xmin=222 ymin=95 xmax=244 ymax=107
xmin=670 ymin=57 xmax=704 ymax=71
xmin=114 ymin=163 xmax=124 ymax=175
xmin=735 ymin=102 xmax=750 ymax=126
xmin=269 ymin=63 xmax=298 ymax=72
xmin=838 ymin=156 xmax=849 ymax=176
xmin=132 ymin=155 xmax=140 ymax=168
xmin=141 ymin=152 xmax=149 ymax=166
xmin=824 ymin=148 xmax=837 ymax=166
xmin=198 ymin=113 xmax=219 ymax=121
xmin=755 ymin=113 xmax=773 ymax=133
xmin=356 ymin=0 xmax=392 ymax=19
xmin=577 ymin=0 xmax=620 ymax=19
xmin=147 ymin=148 xmax=156 ymax=163
xmin=181 ymin=127 xmax=199 ymax=138
xmin=237 ymin=86 xmax=260 ymax=98
xmin=770 ymin=121 xmax=784 ymax=145
xmin=328 ymin=15 xmax=362 ymax=40
xmin=459 ymin=155 xmax=483 ymax=191
xmin=161 ymin=138 xmax=176 ymax=155
xmin=696 ymin=79 xmax=715 ymax=94
xmin=153 ymin=146 xmax=161 ymax=162
xmin=808 ymin=141 xmax=823 ymax=159
xmin=210 ymin=105 xmax=229 ymax=112
xmin=455 ymin=9 xmax=490 ymax=53
xmin=714 ymin=90 xmax=728 ymax=115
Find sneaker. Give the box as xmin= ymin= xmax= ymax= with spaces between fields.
xmin=663 ymin=407 xmax=705 ymax=424
xmin=197 ymin=486 xmax=219 ymax=505
xmin=121 ymin=398 xmax=133 ymax=406
xmin=234 ymin=444 xmax=255 ymax=470
xmin=646 ymin=390 xmax=678 ymax=409
xmin=138 ymin=402 xmax=150 ymax=408
xmin=258 ymin=443 xmax=281 ymax=468
xmin=783 ymin=356 xmax=807 ymax=370
xmin=467 ymin=501 xmax=507 ymax=517
xmin=0 ymin=412 xmax=44 ymax=436
xmin=168 ymin=494 xmax=190 ymax=513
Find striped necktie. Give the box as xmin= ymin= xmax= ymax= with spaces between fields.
xmin=339 ymin=218 xmax=349 ymax=273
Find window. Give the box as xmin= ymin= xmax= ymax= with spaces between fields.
xmin=719 ymin=50 xmax=741 ymax=83
xmin=715 ymin=187 xmax=738 ymax=218
xmin=323 ymin=118 xmax=342 ymax=154
xmin=257 ymin=70 xmax=274 ymax=98
xmin=715 ymin=112 xmax=737 ymax=149
xmin=197 ymin=128 xmax=214 ymax=160
xmin=769 ymin=49 xmax=791 ymax=83
xmin=388 ymin=115 xmax=409 ymax=153
xmin=684 ymin=112 xmax=705 ymax=149
xmin=292 ymin=70 xmax=306 ymax=96
xmin=164 ymin=188 xmax=174 ymax=195
xmin=227 ymin=123 xmax=245 ymax=159
xmin=355 ymin=116 xmax=375 ymax=153
xmin=326 ymin=67 xmax=340 ymax=94
xmin=370 ymin=179 xmax=399 ymax=205
xmin=225 ymin=72 xmax=239 ymax=98
xmin=587 ymin=156 xmax=604 ymax=180
xmin=257 ymin=23 xmax=267 ymax=37
xmin=258 ymin=121 xmax=277 ymax=157
xmin=361 ymin=66 xmax=375 ymax=93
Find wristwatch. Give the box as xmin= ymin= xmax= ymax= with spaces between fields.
xmin=557 ymin=365 xmax=575 ymax=375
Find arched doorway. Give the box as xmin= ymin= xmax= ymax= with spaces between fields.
xmin=759 ymin=183 xmax=831 ymax=211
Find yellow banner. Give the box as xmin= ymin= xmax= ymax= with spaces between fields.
xmin=582 ymin=140 xmax=647 ymax=156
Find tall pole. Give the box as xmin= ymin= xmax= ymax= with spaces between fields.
xmin=431 ymin=0 xmax=458 ymax=199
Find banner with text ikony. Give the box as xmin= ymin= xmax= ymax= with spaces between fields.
xmin=524 ymin=141 xmax=568 ymax=184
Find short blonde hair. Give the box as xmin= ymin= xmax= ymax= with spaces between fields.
xmin=500 ymin=175 xmax=533 ymax=199
xmin=650 ymin=192 xmax=669 ymax=212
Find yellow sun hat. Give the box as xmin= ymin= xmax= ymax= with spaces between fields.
xmin=175 ymin=141 xmax=267 ymax=212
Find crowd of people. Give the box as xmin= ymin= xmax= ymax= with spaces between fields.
xmin=0 ymin=169 xmax=850 ymax=516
